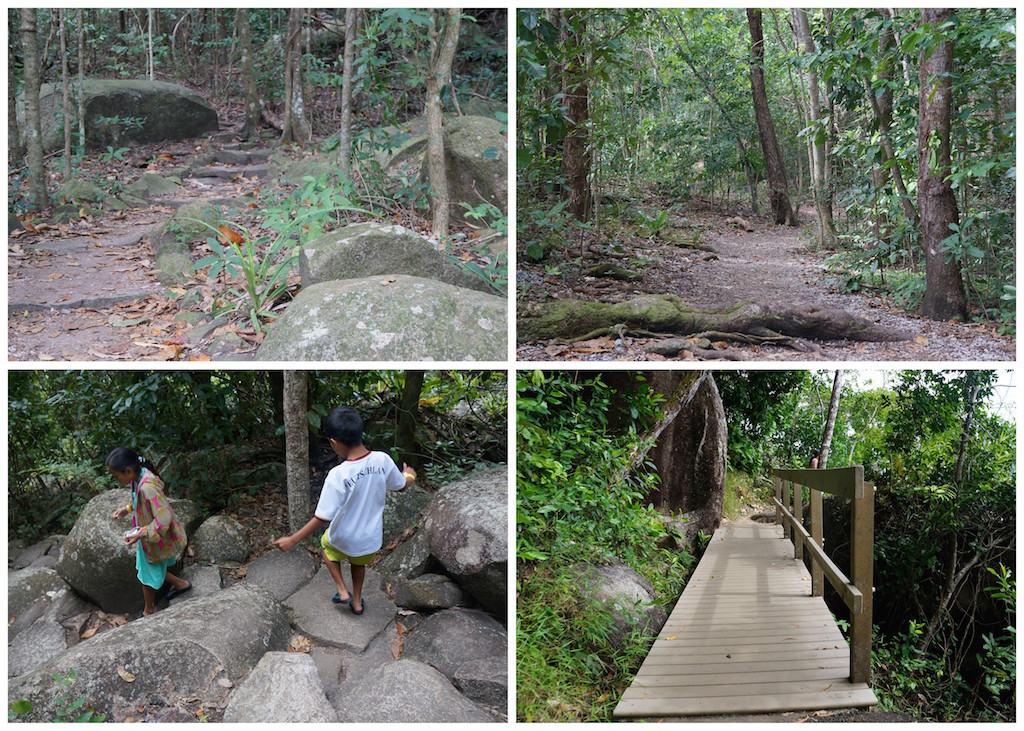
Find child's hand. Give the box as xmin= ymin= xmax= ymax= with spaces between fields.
xmin=402 ymin=463 xmax=417 ymax=481
xmin=273 ymin=535 xmax=297 ymax=552
xmin=112 ymin=506 xmax=130 ymax=520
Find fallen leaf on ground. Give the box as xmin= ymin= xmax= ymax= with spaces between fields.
xmin=570 ymin=336 xmax=615 ymax=353
xmin=915 ymin=336 xmax=929 ymax=346
xmin=288 ymin=635 xmax=312 ymax=653
xmin=217 ymin=678 xmax=233 ymax=688
xmin=380 ymin=276 xmax=398 ymax=286
xmin=117 ymin=666 xmax=136 ymax=682
xmin=80 ymin=625 xmax=99 ymax=639
xmin=391 ymin=635 xmax=404 ymax=660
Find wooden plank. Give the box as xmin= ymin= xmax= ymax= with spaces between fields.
xmin=614 ymin=521 xmax=877 ymax=718
xmin=772 ymin=466 xmax=863 ymax=499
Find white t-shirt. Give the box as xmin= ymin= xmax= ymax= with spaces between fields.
xmin=314 ymin=450 xmax=406 ymax=556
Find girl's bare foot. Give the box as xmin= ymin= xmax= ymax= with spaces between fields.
xmin=143 ymin=607 xmax=157 ymax=616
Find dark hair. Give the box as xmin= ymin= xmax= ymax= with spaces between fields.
xmin=106 ymin=447 xmax=160 ymax=479
xmin=323 ymin=406 xmax=363 ymax=447
xmin=811 ymin=449 xmax=821 ymax=457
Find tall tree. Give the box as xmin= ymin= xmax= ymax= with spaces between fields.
xmin=746 ymin=8 xmax=795 ymax=225
xmin=396 ymin=371 xmax=424 ymax=469
xmin=8 ymin=23 xmax=24 ymax=165
xmin=60 ymin=9 xmax=72 ymax=182
xmin=283 ymin=370 xmax=310 ymax=534
xmin=561 ymin=10 xmax=591 ymax=220
xmin=338 ymin=8 xmax=362 ymax=180
xmin=76 ymin=9 xmax=85 ymax=152
xmin=917 ymin=8 xmax=966 ymax=321
xmin=425 ymin=8 xmax=461 ymax=239
xmin=281 ymin=8 xmax=311 ymax=144
xmin=817 ymin=369 xmax=844 ymax=469
xmin=236 ymin=9 xmax=259 ymax=139
xmin=20 ymin=8 xmax=47 ymax=212
xmin=791 ymin=9 xmax=835 ymax=246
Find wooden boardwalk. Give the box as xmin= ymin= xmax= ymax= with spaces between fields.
xmin=614 ymin=522 xmax=877 ymax=718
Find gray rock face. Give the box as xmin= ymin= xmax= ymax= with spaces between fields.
xmin=7 ymin=566 xmax=72 ymax=626
xmin=425 ymin=116 xmax=508 ymax=222
xmin=423 ymin=467 xmax=508 ymax=613
xmin=383 ymin=483 xmax=432 ymax=546
xmin=11 ymin=535 xmax=65 ymax=570
xmin=245 ymin=548 xmax=318 ymax=601
xmin=8 ymin=587 xmax=85 ymax=677
xmin=572 ymin=558 xmax=667 ymax=650
xmin=402 ymin=609 xmax=507 ymax=682
xmin=54 ymin=489 xmax=200 ymax=613
xmin=224 ymin=652 xmax=336 ymax=723
xmin=24 ymin=79 xmax=218 ymax=152
xmin=333 ymin=660 xmax=495 ymax=723
xmin=392 ymin=573 xmax=467 ymax=611
xmin=148 ymin=201 xmax=221 ymax=284
xmin=453 ymin=654 xmax=508 ymax=708
xmin=8 ymin=584 xmax=291 ymax=722
xmin=284 ymin=566 xmax=395 ymax=653
xmin=170 ymin=565 xmax=223 ymax=606
xmin=375 ymin=529 xmax=432 ymax=581
xmin=253 ymin=276 xmax=506 ymax=362
xmin=125 ymin=174 xmax=181 ymax=198
xmin=191 ymin=515 xmax=251 ymax=563
xmin=299 ymin=223 xmax=494 ymax=294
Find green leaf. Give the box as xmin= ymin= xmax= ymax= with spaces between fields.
xmin=482 ymin=147 xmax=499 ymax=160
xmin=10 ymin=701 xmax=31 ymax=715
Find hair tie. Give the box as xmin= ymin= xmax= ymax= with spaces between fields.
xmin=138 ymin=455 xmax=144 ymax=464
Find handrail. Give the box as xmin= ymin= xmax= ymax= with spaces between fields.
xmin=771 ymin=466 xmax=874 ymax=685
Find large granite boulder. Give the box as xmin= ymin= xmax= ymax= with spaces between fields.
xmin=571 ymin=558 xmax=667 ymax=650
xmin=402 ymin=609 xmax=507 ymax=708
xmin=21 ymin=79 xmax=218 ymax=153
xmin=391 ymin=573 xmax=467 ymax=611
xmin=8 ymin=584 xmax=291 ymax=722
xmin=8 ymin=566 xmax=72 ymax=623
xmin=423 ymin=467 xmax=507 ymax=614
xmin=11 ymin=535 xmax=65 ymax=570
xmin=423 ymin=116 xmax=508 ymax=223
xmin=284 ymin=566 xmax=395 ymax=653
xmin=224 ymin=652 xmax=336 ymax=723
xmin=190 ymin=515 xmax=251 ymax=563
xmin=245 ymin=548 xmax=318 ymax=602
xmin=299 ymin=222 xmax=494 ymax=294
xmin=54 ymin=489 xmax=201 ymax=613
xmin=383 ymin=482 xmax=432 ymax=545
xmin=332 ymin=660 xmax=495 ymax=723
xmin=8 ymin=587 xmax=86 ymax=678
xmin=253 ymin=276 xmax=505 ymax=362
xmin=375 ymin=530 xmax=432 ymax=581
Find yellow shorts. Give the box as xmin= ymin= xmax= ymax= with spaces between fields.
xmin=320 ymin=531 xmax=375 ymax=565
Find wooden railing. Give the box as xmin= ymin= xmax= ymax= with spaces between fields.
xmin=772 ymin=466 xmax=874 ymax=685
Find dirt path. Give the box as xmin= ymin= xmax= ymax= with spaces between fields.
xmin=8 ymin=132 xmax=271 ymax=361
xmin=516 ymin=206 xmax=1014 ymax=361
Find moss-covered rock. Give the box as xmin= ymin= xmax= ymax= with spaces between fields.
xmin=148 ymin=201 xmax=222 ymax=284
xmin=254 ymin=275 xmax=506 ymax=361
xmin=53 ymin=179 xmax=106 ymax=206
xmin=125 ymin=173 xmax=182 ymax=198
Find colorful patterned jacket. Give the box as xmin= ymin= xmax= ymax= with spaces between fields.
xmin=132 ymin=469 xmax=187 ymax=564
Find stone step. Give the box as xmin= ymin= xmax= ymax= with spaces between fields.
xmin=190 ymin=164 xmax=270 ymax=180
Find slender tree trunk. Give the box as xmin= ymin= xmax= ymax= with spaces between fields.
xmin=280 ymin=8 xmax=311 ymax=144
xmin=746 ymin=9 xmax=794 ymax=225
xmin=236 ymin=9 xmax=259 ymax=139
xmin=918 ymin=8 xmax=967 ymax=321
xmin=953 ymin=379 xmax=981 ymax=488
xmin=818 ymin=369 xmax=844 ymax=469
xmin=147 ymin=9 xmax=154 ymax=80
xmin=21 ymin=9 xmax=48 ymax=212
xmin=426 ymin=8 xmax=461 ymax=239
xmin=60 ymin=9 xmax=72 ymax=182
xmin=338 ymin=8 xmax=361 ymax=180
xmin=396 ymin=371 xmax=424 ymax=469
xmin=283 ymin=370 xmax=311 ymax=534
xmin=8 ymin=38 xmax=24 ymax=164
xmin=561 ymin=10 xmax=591 ymax=221
xmin=792 ymin=8 xmax=836 ymax=246
xmin=76 ymin=9 xmax=85 ymax=152
xmin=542 ymin=8 xmax=564 ymax=158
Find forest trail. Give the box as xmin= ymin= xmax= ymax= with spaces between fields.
xmin=9 ymin=131 xmax=272 ymax=361
xmin=517 ymin=206 xmax=1014 ymax=362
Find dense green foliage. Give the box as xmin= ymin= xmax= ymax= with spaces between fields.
xmin=517 ymin=9 xmax=1014 ymax=327
xmin=517 ymin=371 xmax=691 ymax=721
xmin=718 ymin=369 xmax=1015 ymax=721
xmin=8 ymin=370 xmax=506 ymax=542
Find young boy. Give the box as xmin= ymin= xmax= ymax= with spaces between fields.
xmin=273 ymin=405 xmax=416 ymax=615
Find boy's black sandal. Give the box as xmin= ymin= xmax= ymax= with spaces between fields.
xmin=350 ymin=600 xmax=365 ymax=616
xmin=332 ymin=593 xmax=351 ymax=605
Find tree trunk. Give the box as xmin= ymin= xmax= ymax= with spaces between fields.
xmin=542 ymin=8 xmax=564 ymax=158
xmin=21 ymin=8 xmax=48 ymax=212
xmin=396 ymin=370 xmax=424 ymax=469
xmin=746 ymin=9 xmax=794 ymax=226
xmin=338 ymin=7 xmax=361 ymax=180
xmin=918 ymin=8 xmax=967 ymax=321
xmin=426 ymin=8 xmax=461 ymax=239
xmin=59 ymin=9 xmax=72 ymax=182
xmin=280 ymin=8 xmax=311 ymax=145
xmin=147 ymin=9 xmax=154 ymax=80
xmin=792 ymin=9 xmax=836 ymax=246
xmin=561 ymin=10 xmax=591 ymax=221
xmin=818 ymin=369 xmax=844 ymax=469
xmin=76 ymin=9 xmax=85 ymax=152
xmin=283 ymin=370 xmax=311 ymax=534
xmin=236 ymin=9 xmax=259 ymax=139
xmin=9 ymin=34 xmax=25 ymax=165
xmin=953 ymin=378 xmax=981 ymax=488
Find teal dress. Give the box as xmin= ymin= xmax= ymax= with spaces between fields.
xmin=133 ymin=481 xmax=177 ymax=589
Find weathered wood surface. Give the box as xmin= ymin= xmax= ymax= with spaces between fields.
xmin=613 ymin=522 xmax=877 ymax=718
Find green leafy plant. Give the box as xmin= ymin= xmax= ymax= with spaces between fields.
xmin=100 ymin=146 xmax=130 ymax=163
xmin=634 ymin=207 xmax=675 ymax=239
xmin=10 ymin=669 xmax=107 ymax=723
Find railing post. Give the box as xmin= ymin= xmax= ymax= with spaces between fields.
xmin=849 ymin=466 xmax=873 ymax=684
xmin=774 ymin=474 xmax=781 ymax=526
xmin=784 ymin=480 xmax=793 ymax=541
xmin=793 ymin=479 xmax=803 ymax=561
xmin=810 ymin=486 xmax=823 ymax=597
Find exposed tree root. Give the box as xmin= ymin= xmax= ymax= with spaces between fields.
xmin=517 ymin=295 xmax=911 ymax=348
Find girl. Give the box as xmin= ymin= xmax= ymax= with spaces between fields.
xmin=107 ymin=447 xmax=191 ymax=616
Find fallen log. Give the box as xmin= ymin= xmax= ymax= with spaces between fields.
xmin=517 ymin=296 xmax=911 ymax=346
